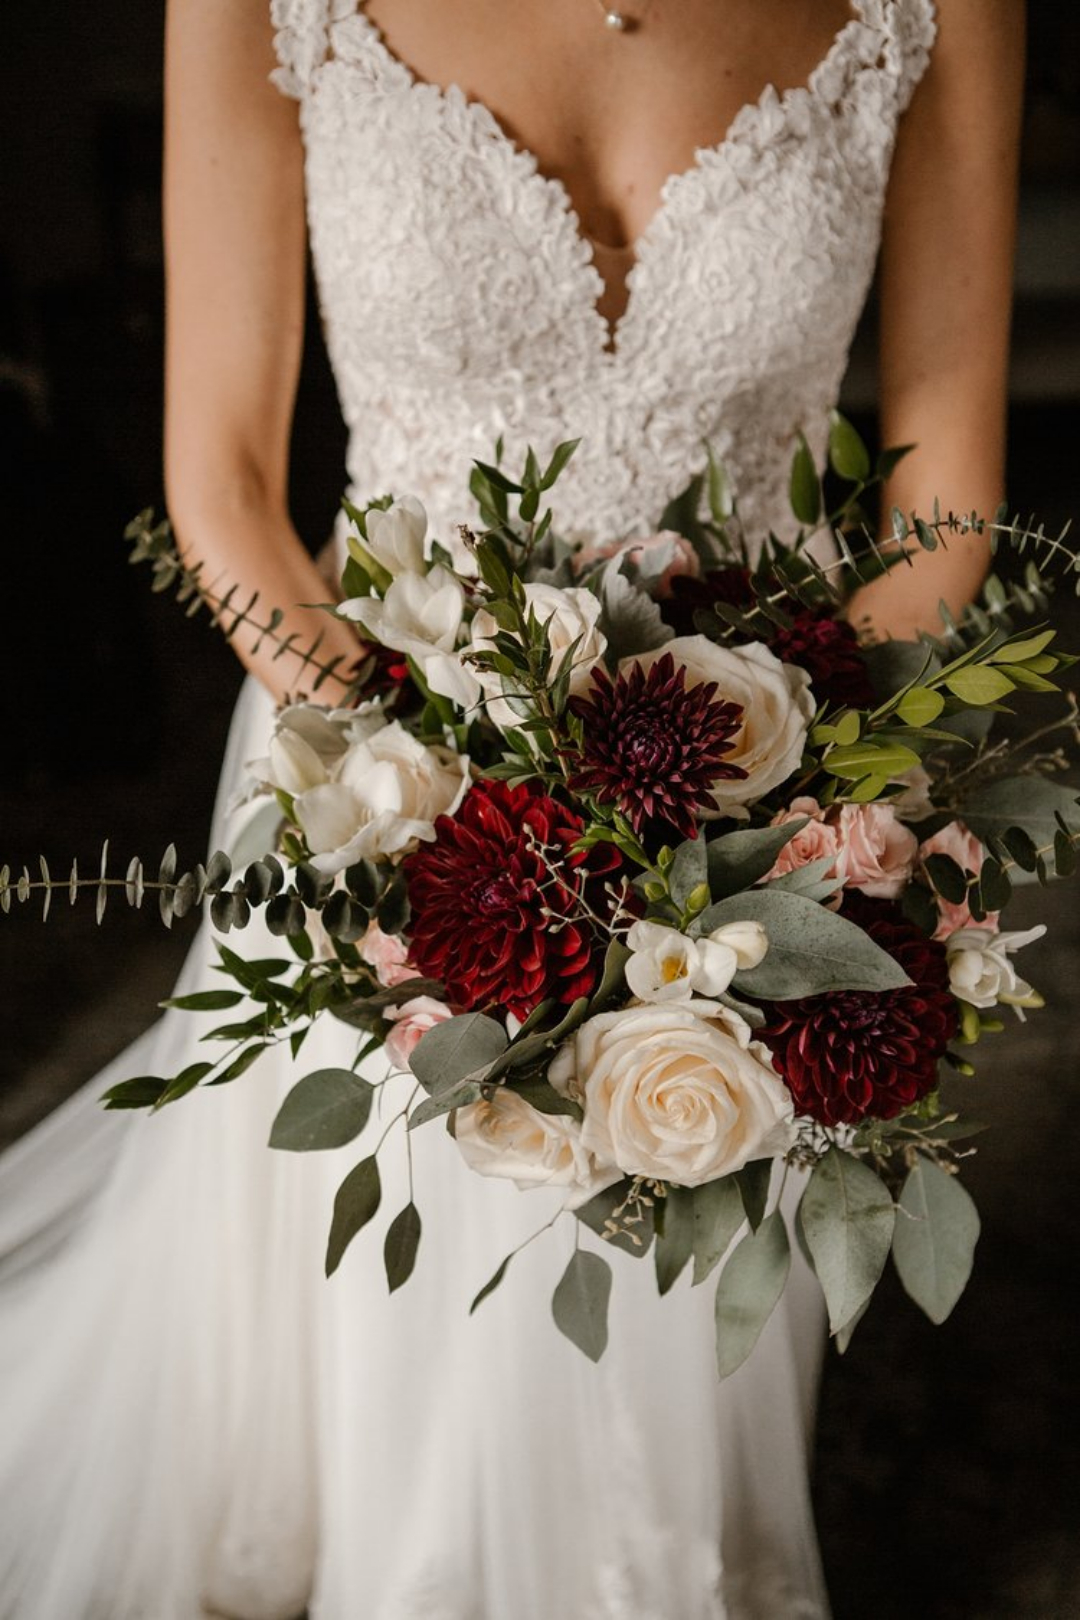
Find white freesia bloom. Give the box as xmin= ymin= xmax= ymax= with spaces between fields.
xmin=631 ymin=636 xmax=814 ymax=816
xmin=251 ymin=702 xmax=387 ymax=797
xmin=295 ymin=722 xmax=469 ymax=875
xmin=469 ymin=584 xmax=606 ymax=733
xmin=946 ymin=925 xmax=1047 ymax=1015
xmin=624 ymin=919 xmax=768 ymax=1003
xmin=560 ymin=999 xmax=794 ymax=1187
xmin=339 ymin=565 xmax=465 ymax=658
xmin=362 ymin=496 xmax=427 ymax=576
xmin=454 ymin=1086 xmax=617 ymax=1205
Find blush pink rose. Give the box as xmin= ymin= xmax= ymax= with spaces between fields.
xmin=383 ymin=996 xmax=453 ymax=1069
xmin=360 ymin=922 xmax=419 ymax=988
xmin=767 ymin=797 xmax=842 ymax=881
xmin=918 ymin=820 xmax=998 ymax=940
xmin=833 ymin=803 xmax=919 ymax=899
xmin=574 ymin=530 xmax=701 ymax=598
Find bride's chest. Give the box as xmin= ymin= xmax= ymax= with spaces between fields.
xmin=299 ymin=11 xmax=902 ymax=388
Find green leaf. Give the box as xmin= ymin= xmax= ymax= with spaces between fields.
xmin=668 ymin=836 xmax=709 ymax=910
xmin=408 ymin=1013 xmax=508 ymax=1094
xmin=789 ymin=433 xmax=822 ymax=526
xmin=734 ymin=1158 xmax=773 ymax=1233
xmin=269 ymin=1068 xmax=375 ymax=1152
xmin=824 ymin=740 xmax=922 ymax=781
xmin=325 ymin=1156 xmax=382 ymax=1277
xmin=942 ymin=665 xmax=1016 ymax=705
xmin=832 ymin=709 xmax=862 ymax=748
xmin=163 ymin=989 xmax=246 ymax=1012
xmin=470 ymin=1252 xmax=514 ymax=1314
xmin=552 ymin=1249 xmax=612 ymax=1362
xmin=691 ymin=1177 xmax=746 ymax=1285
xmin=212 ymin=1042 xmax=270 ymax=1083
xmin=892 ymin=1156 xmax=980 ymax=1323
xmin=923 ymin=853 xmax=969 ymax=905
xmin=961 ymin=777 xmax=1080 ymax=854
xmin=714 ymin=1211 xmax=791 ymax=1379
xmin=540 ymin=437 xmax=581 ymax=491
xmin=100 ymin=1075 xmax=169 ymax=1110
xmin=654 ymin=1186 xmax=695 ymax=1295
xmin=798 ymin=1148 xmax=895 ymax=1334
xmin=698 ymin=890 xmax=911 ymax=996
xmin=407 ymin=1081 xmax=482 ymax=1130
xmin=154 ymin=1061 xmax=215 ymax=1108
xmin=705 ymin=820 xmax=809 ymax=900
xmin=383 ymin=1202 xmax=422 ymax=1293
xmin=706 ymin=445 xmax=735 ymax=524
xmin=896 ymin=686 xmax=946 ymax=727
xmin=827 ymin=410 xmax=871 ymax=483
xmin=989 ymin=628 xmax=1056 ymax=664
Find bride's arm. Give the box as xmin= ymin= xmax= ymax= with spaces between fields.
xmin=845 ymin=0 xmax=1026 ymax=643
xmin=164 ymin=0 xmax=362 ymax=705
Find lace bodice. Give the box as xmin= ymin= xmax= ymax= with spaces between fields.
xmin=271 ymin=0 xmax=935 ymax=548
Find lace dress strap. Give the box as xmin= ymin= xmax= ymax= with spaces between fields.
xmin=270 ymin=0 xmax=353 ymax=99
xmin=878 ymin=0 xmax=938 ymax=113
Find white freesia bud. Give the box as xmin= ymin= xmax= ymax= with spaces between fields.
xmin=363 ymin=496 xmax=428 ymax=576
xmin=454 ymin=1086 xmax=617 ymax=1206
xmin=295 ymin=721 xmax=469 ymax=875
xmin=469 ymin=584 xmax=606 ymax=733
xmin=946 ymin=925 xmax=1047 ymax=1016
xmin=707 ymin=920 xmax=769 ymax=971
xmin=624 ymin=918 xmax=766 ymax=1002
xmin=565 ymin=999 xmax=795 ymax=1186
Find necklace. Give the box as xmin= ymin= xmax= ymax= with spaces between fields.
xmin=591 ymin=0 xmax=653 ymax=31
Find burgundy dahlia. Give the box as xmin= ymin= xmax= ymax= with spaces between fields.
xmin=564 ymin=652 xmax=746 ymax=838
xmin=759 ymin=898 xmax=959 ymax=1127
xmin=403 ymin=780 xmax=619 ymax=1021
xmin=665 ymin=567 xmax=874 ymax=708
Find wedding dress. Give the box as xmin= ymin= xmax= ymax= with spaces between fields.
xmin=0 ymin=3 xmax=936 ymax=1615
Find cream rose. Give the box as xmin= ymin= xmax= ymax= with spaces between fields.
xmin=453 ymin=1085 xmax=615 ymax=1203
xmin=563 ymin=999 xmax=795 ymax=1187
xmin=469 ymin=584 xmax=607 ymax=733
xmin=296 ymin=722 xmax=469 ymax=874
xmin=630 ymin=636 xmax=813 ymax=816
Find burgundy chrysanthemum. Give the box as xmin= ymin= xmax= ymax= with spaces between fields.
xmin=564 ymin=652 xmax=746 ymax=838
xmin=759 ymin=898 xmax=959 ymax=1127
xmin=665 ymin=567 xmax=875 ymax=708
xmin=403 ymin=780 xmax=620 ymax=1021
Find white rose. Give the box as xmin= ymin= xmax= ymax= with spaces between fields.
xmin=296 ymin=721 xmax=469 ymax=874
xmin=469 ymin=584 xmax=607 ymax=733
xmin=362 ymin=496 xmax=427 ymax=576
xmin=454 ymin=1085 xmax=617 ymax=1205
xmin=624 ymin=919 xmax=768 ymax=1003
xmin=566 ymin=999 xmax=795 ymax=1187
xmin=630 ymin=636 xmax=814 ymax=816
xmin=946 ymin=925 xmax=1046 ymax=1015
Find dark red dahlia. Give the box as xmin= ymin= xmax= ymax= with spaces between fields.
xmin=665 ymin=568 xmax=875 ymax=708
xmin=759 ymin=898 xmax=959 ymax=1127
xmin=564 ymin=652 xmax=746 ymax=838
xmin=403 ymin=780 xmax=620 ymax=1021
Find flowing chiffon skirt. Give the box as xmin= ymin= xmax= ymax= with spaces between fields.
xmin=0 ymin=676 xmax=831 ymax=1620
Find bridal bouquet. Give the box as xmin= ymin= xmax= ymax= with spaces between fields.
xmin=8 ymin=422 xmax=1079 ymax=1372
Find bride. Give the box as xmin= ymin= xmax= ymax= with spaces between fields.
xmin=0 ymin=1 xmax=1022 ymax=1615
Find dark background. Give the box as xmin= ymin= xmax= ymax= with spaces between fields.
xmin=1 ymin=6 xmax=1079 ymax=1617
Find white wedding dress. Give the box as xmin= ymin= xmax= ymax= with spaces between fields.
xmin=0 ymin=3 xmax=935 ymax=1615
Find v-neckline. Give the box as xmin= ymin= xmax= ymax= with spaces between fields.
xmin=340 ymin=3 xmax=873 ymax=358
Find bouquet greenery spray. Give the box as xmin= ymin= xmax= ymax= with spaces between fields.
xmin=6 ymin=418 xmax=1079 ymax=1374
